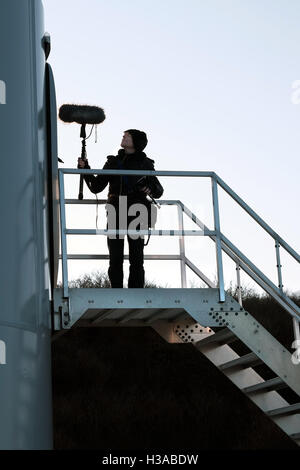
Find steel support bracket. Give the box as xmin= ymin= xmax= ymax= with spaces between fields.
xmin=54 ymin=297 xmax=71 ymax=330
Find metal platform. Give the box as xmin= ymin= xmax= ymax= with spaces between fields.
xmin=53 ymin=287 xmax=241 ymax=330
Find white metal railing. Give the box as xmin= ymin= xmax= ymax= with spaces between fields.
xmin=58 ymin=168 xmax=300 ymax=343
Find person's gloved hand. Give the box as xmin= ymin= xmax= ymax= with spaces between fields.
xmin=135 ymin=176 xmax=152 ymax=196
xmin=139 ymin=185 xmax=152 ymax=196
xmin=77 ymin=157 xmax=90 ymax=169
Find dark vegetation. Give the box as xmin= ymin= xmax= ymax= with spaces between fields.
xmin=52 ymin=272 xmax=299 ymax=450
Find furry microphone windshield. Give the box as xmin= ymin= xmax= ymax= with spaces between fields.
xmin=59 ymin=104 xmax=106 ymax=125
xmin=58 ymin=104 xmax=106 ymax=201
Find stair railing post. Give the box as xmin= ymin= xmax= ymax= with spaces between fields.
xmin=292 ymin=318 xmax=300 ymax=342
xmin=275 ymin=241 xmax=283 ymax=291
xmin=236 ymin=262 xmax=243 ymax=307
xmin=273 ymin=240 xmax=300 ymax=350
xmin=58 ymin=169 xmax=69 ymax=299
xmin=292 ymin=318 xmax=300 ymax=364
xmin=211 ymin=177 xmax=225 ymax=302
xmin=177 ymin=203 xmax=187 ymax=288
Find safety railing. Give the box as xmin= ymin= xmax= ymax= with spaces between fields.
xmin=58 ymin=168 xmax=219 ymax=297
xmin=58 ymin=168 xmax=300 ymax=344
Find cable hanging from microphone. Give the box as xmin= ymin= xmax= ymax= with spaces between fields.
xmin=85 ymin=124 xmax=95 ymax=141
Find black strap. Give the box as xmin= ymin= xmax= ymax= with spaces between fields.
xmin=143 ymin=232 xmax=151 ymax=246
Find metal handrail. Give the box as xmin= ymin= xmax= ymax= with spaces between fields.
xmin=61 ymin=168 xmax=216 ymax=177
xmin=178 ymin=199 xmax=300 ymax=320
xmin=61 ymin=168 xmax=300 ymax=263
xmin=59 ymin=169 xmax=225 ymax=298
xmin=58 ymin=168 xmax=300 ymax=340
xmin=216 ymin=174 xmax=300 ymax=264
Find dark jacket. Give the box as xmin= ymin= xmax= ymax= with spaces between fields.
xmin=82 ymin=149 xmax=164 ymax=206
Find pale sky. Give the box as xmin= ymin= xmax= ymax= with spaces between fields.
xmin=43 ymin=0 xmax=300 ymax=293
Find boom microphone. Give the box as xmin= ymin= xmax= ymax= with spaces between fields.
xmin=58 ymin=104 xmax=106 ymax=200
xmin=59 ymin=104 xmax=106 ymax=125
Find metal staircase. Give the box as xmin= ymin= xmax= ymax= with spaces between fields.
xmin=53 ymin=167 xmax=300 ymax=446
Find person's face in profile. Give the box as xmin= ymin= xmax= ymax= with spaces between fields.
xmin=121 ymin=131 xmax=134 ymax=150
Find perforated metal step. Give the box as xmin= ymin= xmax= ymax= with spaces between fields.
xmin=195 ymin=328 xmax=236 ymax=347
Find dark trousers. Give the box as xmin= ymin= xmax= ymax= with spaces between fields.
xmin=106 ymin=207 xmax=145 ymax=287
xmin=107 ymin=235 xmax=145 ymax=288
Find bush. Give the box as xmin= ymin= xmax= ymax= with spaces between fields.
xmin=58 ymin=270 xmax=166 ymax=289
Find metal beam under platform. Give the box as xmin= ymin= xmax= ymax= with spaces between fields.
xmin=53 ymin=287 xmax=243 ymax=331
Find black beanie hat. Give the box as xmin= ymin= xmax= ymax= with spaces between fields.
xmin=125 ymin=129 xmax=148 ymax=152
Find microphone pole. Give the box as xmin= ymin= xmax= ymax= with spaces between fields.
xmin=78 ymin=123 xmax=86 ymax=200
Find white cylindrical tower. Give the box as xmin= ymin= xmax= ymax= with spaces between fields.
xmin=0 ymin=0 xmax=54 ymax=449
